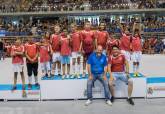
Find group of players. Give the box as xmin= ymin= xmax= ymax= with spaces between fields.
xmin=10 ymin=20 xmax=142 ymax=99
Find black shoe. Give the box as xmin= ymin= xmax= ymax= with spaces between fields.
xmin=111 ymin=96 xmax=115 ymax=103
xmin=28 ymin=84 xmax=32 ymax=90
xmin=127 ymin=98 xmax=135 ymax=105
xmin=35 ymin=83 xmax=40 ymax=87
xmin=11 ymin=86 xmax=17 ymax=91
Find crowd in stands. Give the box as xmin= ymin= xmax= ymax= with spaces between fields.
xmin=0 ymin=15 xmax=165 ymax=36
xmin=0 ymin=0 xmax=164 ymax=13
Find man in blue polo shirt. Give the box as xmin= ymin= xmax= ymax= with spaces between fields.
xmin=85 ymin=45 xmax=112 ymax=106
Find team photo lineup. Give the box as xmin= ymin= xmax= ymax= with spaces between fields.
xmin=0 ymin=1 xmax=165 ymax=114
xmin=0 ymin=19 xmax=146 ymax=106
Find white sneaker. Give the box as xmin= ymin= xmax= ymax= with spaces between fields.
xmin=62 ymin=75 xmax=65 ymax=80
xmin=66 ymin=74 xmax=70 ymax=79
xmin=77 ymin=75 xmax=81 ymax=79
xmin=85 ymin=99 xmax=92 ymax=106
xmin=70 ymin=75 xmax=75 ymax=79
xmin=106 ymin=100 xmax=112 ymax=106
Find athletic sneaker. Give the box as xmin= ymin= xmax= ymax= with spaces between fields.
xmin=66 ymin=74 xmax=70 ymax=79
xmin=85 ymin=99 xmax=92 ymax=106
xmin=11 ymin=86 xmax=17 ymax=91
xmin=22 ymin=91 xmax=27 ymax=98
xmin=133 ymin=73 xmax=139 ymax=77
xmin=77 ymin=75 xmax=81 ymax=79
xmin=35 ymin=83 xmax=40 ymax=87
xmin=62 ymin=75 xmax=65 ymax=80
xmin=82 ymin=73 xmax=86 ymax=78
xmin=106 ymin=100 xmax=112 ymax=106
xmin=70 ymin=75 xmax=75 ymax=79
xmin=110 ymin=96 xmax=115 ymax=103
xmin=28 ymin=84 xmax=32 ymax=90
xmin=127 ymin=98 xmax=135 ymax=105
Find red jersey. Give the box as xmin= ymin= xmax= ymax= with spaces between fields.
xmin=80 ymin=30 xmax=95 ymax=54
xmin=60 ymin=35 xmax=71 ymax=56
xmin=39 ymin=44 xmax=50 ymax=63
xmin=95 ymin=30 xmax=108 ymax=49
xmin=132 ymin=36 xmax=142 ymax=51
xmin=108 ymin=54 xmax=125 ymax=72
xmin=11 ymin=45 xmax=24 ymax=64
xmin=25 ymin=42 xmax=38 ymax=63
xmin=70 ymin=31 xmax=81 ymax=52
xmin=120 ymin=33 xmax=131 ymax=51
xmin=51 ymin=34 xmax=61 ymax=52
xmin=107 ymin=38 xmax=120 ymax=54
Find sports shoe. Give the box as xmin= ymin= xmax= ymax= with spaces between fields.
xmin=127 ymin=98 xmax=135 ymax=105
xmin=62 ymin=75 xmax=65 ymax=80
xmin=110 ymin=96 xmax=115 ymax=103
xmin=66 ymin=74 xmax=70 ymax=79
xmin=11 ymin=86 xmax=17 ymax=91
xmin=133 ymin=73 xmax=139 ymax=77
xmin=85 ymin=99 xmax=92 ymax=106
xmin=35 ymin=83 xmax=40 ymax=88
xmin=77 ymin=75 xmax=81 ymax=79
xmin=28 ymin=84 xmax=32 ymax=90
xmin=70 ymin=75 xmax=75 ymax=79
xmin=106 ymin=100 xmax=112 ymax=106
xmin=22 ymin=91 xmax=27 ymax=98
xmin=82 ymin=73 xmax=86 ymax=78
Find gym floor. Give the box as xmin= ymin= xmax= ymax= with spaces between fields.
xmin=0 ymin=54 xmax=165 ymax=114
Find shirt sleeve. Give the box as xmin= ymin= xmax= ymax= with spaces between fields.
xmin=87 ymin=53 xmax=93 ymax=65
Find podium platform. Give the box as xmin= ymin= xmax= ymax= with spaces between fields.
xmin=0 ymin=84 xmax=40 ymax=101
xmin=147 ymin=77 xmax=165 ymax=98
xmin=40 ymin=73 xmax=147 ymax=100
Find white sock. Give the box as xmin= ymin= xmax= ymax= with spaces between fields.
xmin=133 ymin=65 xmax=136 ymax=73
xmin=137 ymin=64 xmax=140 ymax=73
xmin=28 ymin=76 xmax=32 ymax=84
xmin=34 ymin=76 xmax=38 ymax=84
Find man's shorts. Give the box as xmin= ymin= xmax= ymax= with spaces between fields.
xmin=111 ymin=72 xmax=130 ymax=84
xmin=12 ymin=64 xmax=24 ymax=73
xmin=61 ymin=56 xmax=70 ymax=64
xmin=52 ymin=52 xmax=61 ymax=62
xmin=131 ymin=51 xmax=142 ymax=62
xmin=121 ymin=50 xmax=131 ymax=61
xmin=71 ymin=52 xmax=81 ymax=58
xmin=40 ymin=62 xmax=51 ymax=72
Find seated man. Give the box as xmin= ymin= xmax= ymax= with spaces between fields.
xmin=108 ymin=45 xmax=134 ymax=105
xmin=85 ymin=45 xmax=112 ymax=106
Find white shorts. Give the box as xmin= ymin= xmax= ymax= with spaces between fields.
xmin=131 ymin=51 xmax=142 ymax=62
xmin=121 ymin=50 xmax=131 ymax=61
xmin=71 ymin=52 xmax=81 ymax=58
xmin=40 ymin=62 xmax=51 ymax=72
xmin=52 ymin=52 xmax=61 ymax=62
xmin=12 ymin=64 xmax=24 ymax=73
